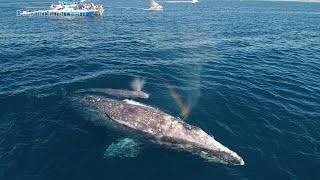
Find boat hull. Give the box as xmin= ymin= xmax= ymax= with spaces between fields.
xmin=18 ymin=10 xmax=101 ymax=17
xmin=17 ymin=1 xmax=104 ymax=17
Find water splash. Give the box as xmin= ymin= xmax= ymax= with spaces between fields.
xmin=131 ymin=78 xmax=146 ymax=92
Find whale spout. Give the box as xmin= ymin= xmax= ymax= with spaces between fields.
xmin=76 ymin=78 xmax=149 ymax=99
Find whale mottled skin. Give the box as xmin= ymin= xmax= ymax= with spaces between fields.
xmin=72 ymin=95 xmax=244 ymax=165
xmin=76 ymin=88 xmax=149 ymax=99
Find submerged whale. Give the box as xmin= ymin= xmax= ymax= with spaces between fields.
xmin=71 ymin=94 xmax=244 ymax=165
xmin=76 ymin=88 xmax=149 ymax=99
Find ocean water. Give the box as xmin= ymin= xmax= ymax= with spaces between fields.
xmin=1 ymin=0 xmax=320 ymax=179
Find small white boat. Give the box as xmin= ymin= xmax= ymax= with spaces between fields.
xmin=148 ymin=0 xmax=163 ymax=11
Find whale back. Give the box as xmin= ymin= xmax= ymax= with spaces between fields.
xmin=91 ymin=98 xmax=218 ymax=148
xmin=81 ymin=95 xmax=244 ymax=165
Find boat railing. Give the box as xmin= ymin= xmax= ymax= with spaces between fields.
xmin=17 ymin=9 xmax=97 ymax=17
xmin=17 ymin=2 xmax=104 ymax=17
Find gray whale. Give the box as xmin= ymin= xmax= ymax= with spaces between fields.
xmin=72 ymin=95 xmax=244 ymax=165
xmin=76 ymin=88 xmax=149 ymax=99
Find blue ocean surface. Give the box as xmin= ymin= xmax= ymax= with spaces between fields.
xmin=1 ymin=0 xmax=320 ymax=179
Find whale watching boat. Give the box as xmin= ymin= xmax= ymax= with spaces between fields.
xmin=17 ymin=0 xmax=104 ymax=17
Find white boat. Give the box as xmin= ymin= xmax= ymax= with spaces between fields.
xmin=148 ymin=0 xmax=163 ymax=11
xmin=17 ymin=0 xmax=104 ymax=17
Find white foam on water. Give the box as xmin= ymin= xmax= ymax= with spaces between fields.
xmin=104 ymin=138 xmax=140 ymax=158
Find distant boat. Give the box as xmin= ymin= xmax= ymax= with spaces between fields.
xmin=148 ymin=0 xmax=163 ymax=11
xmin=17 ymin=0 xmax=104 ymax=17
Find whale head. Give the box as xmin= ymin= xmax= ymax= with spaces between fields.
xmin=157 ymin=122 xmax=245 ymax=165
xmin=134 ymin=90 xmax=149 ymax=99
xmin=192 ymin=140 xmax=245 ymax=165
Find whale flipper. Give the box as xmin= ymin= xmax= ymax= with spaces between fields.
xmin=103 ymin=138 xmax=141 ymax=158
